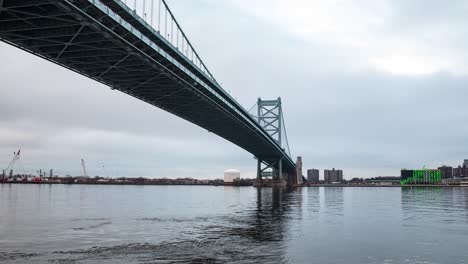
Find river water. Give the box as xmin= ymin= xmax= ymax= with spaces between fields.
xmin=0 ymin=184 xmax=467 ymax=263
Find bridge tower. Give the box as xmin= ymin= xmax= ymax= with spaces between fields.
xmin=256 ymin=98 xmax=286 ymax=182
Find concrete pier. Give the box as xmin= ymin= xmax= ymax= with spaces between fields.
xmin=253 ymin=180 xmax=287 ymax=187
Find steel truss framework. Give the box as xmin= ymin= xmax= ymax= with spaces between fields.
xmin=256 ymin=98 xmax=286 ymax=181
xmin=0 ymin=0 xmax=295 ymax=172
xmin=257 ymin=98 xmax=282 ymax=145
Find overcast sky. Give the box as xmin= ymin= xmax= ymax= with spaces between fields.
xmin=1 ymin=0 xmax=468 ymax=179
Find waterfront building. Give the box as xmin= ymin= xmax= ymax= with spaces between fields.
xmin=307 ymin=169 xmax=319 ymax=183
xmin=366 ymin=176 xmax=400 ymax=185
xmin=348 ymin=177 xmax=364 ymax=184
xmin=400 ymin=169 xmax=441 ymax=184
xmin=464 ymin=159 xmax=468 ymax=168
xmin=453 ymin=166 xmax=468 ymax=178
xmin=324 ymin=168 xmax=343 ymax=183
xmin=438 ymin=166 xmax=453 ymax=179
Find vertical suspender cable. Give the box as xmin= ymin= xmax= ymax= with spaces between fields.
xmin=281 ymin=111 xmax=292 ymax=157
xmin=143 ymin=0 xmax=146 ymax=21
xmin=151 ymin=0 xmax=154 ymax=27
xmin=158 ymin=0 xmax=161 ymax=32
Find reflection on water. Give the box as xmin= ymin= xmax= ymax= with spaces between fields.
xmin=0 ymin=185 xmax=297 ymax=263
xmin=1 ymin=185 xmax=468 ymax=263
xmin=402 ymin=187 xmax=468 ymax=226
xmin=323 ymin=187 xmax=344 ymax=219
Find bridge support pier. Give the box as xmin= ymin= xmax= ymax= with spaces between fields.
xmin=254 ymin=157 xmax=287 ymax=187
xmin=254 ymin=156 xmax=305 ymax=187
xmin=256 ymin=158 xmax=261 ymax=181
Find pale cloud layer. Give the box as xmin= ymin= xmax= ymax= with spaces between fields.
xmin=1 ymin=0 xmax=468 ymax=179
xmin=227 ymin=0 xmax=468 ymax=76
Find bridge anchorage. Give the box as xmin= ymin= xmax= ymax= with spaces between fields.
xmin=0 ymin=0 xmax=302 ymax=186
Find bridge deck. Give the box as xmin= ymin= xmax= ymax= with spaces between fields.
xmin=0 ymin=0 xmax=295 ymax=169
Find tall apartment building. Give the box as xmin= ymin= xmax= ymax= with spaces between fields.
xmin=324 ymin=168 xmax=343 ymax=183
xmin=307 ymin=169 xmax=319 ymax=183
xmin=437 ymin=166 xmax=453 ymax=179
xmin=454 ymin=166 xmax=468 ymax=178
xmin=452 ymin=160 xmax=468 ymax=177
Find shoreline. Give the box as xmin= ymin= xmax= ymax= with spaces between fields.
xmin=306 ymin=184 xmax=468 ymax=187
xmin=1 ymin=182 xmax=467 ymax=187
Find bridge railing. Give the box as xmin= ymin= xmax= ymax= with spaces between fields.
xmin=119 ymin=0 xmax=216 ymax=82
xmin=117 ymin=0 xmax=215 ymax=80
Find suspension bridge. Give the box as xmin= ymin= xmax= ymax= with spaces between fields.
xmin=0 ymin=0 xmax=302 ymax=185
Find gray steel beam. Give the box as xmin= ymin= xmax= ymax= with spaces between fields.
xmin=125 ymin=72 xmax=166 ymax=92
xmin=0 ymin=22 xmax=82 ymax=33
xmin=3 ymin=8 xmax=76 ymax=24
xmin=2 ymin=0 xmax=51 ymax=9
xmin=17 ymin=37 xmax=119 ymax=54
xmin=0 ymin=14 xmax=74 ymax=24
xmin=41 ymin=43 xmax=124 ymax=54
xmin=0 ymin=28 xmax=98 ymax=41
xmin=258 ymin=98 xmax=282 ymax=145
xmin=55 ymin=24 xmax=84 ymax=59
xmin=63 ymin=57 xmax=138 ymax=65
xmin=45 ymin=50 xmax=125 ymax=59
xmin=71 ymin=63 xmax=149 ymax=72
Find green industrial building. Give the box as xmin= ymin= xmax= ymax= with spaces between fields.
xmin=400 ymin=169 xmax=441 ymax=185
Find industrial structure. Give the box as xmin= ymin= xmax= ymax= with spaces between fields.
xmin=254 ymin=98 xmax=295 ymax=183
xmin=223 ymin=169 xmax=240 ymax=185
xmin=400 ymin=169 xmax=442 ymax=185
xmin=0 ymin=0 xmax=301 ymax=185
xmin=81 ymin=159 xmax=88 ymax=177
xmin=2 ymin=149 xmax=21 ymax=181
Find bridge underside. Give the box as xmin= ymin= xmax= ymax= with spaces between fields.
xmin=0 ymin=0 xmax=295 ymax=171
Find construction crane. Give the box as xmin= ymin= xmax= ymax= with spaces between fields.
xmin=4 ymin=149 xmax=21 ymax=176
xmin=81 ymin=159 xmax=88 ymax=177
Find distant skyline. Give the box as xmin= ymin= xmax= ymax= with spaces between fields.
xmin=1 ymin=0 xmax=468 ymax=179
